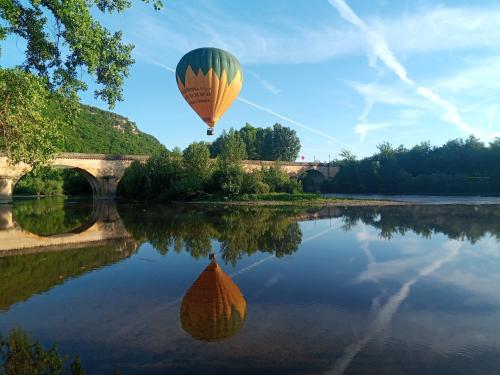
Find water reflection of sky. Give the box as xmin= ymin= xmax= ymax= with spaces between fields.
xmin=1 ymin=204 xmax=500 ymax=374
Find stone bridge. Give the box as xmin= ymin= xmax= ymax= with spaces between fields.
xmin=0 ymin=202 xmax=132 ymax=253
xmin=0 ymin=153 xmax=148 ymax=203
xmin=0 ymin=153 xmax=339 ymax=203
xmin=241 ymin=160 xmax=339 ymax=179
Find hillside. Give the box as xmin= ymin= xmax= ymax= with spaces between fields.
xmin=13 ymin=104 xmax=165 ymax=196
xmin=56 ymin=104 xmax=165 ymax=155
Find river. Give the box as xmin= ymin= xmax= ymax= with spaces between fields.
xmin=1 ymin=197 xmax=500 ymax=374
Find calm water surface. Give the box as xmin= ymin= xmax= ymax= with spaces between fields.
xmin=1 ymin=198 xmax=500 ymax=374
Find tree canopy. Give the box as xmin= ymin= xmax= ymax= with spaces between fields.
xmin=325 ymin=135 xmax=500 ymax=195
xmin=210 ymin=123 xmax=301 ymax=162
xmin=0 ymin=0 xmax=162 ymax=167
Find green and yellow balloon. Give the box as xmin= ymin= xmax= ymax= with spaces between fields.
xmin=176 ymin=47 xmax=243 ymax=135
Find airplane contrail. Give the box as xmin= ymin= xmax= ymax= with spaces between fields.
xmin=238 ymin=97 xmax=356 ymax=151
xmin=151 ymin=62 xmax=356 ymax=153
xmin=329 ymin=0 xmax=477 ymax=136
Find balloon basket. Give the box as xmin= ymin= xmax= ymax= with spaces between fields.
xmin=207 ymin=128 xmax=215 ymax=136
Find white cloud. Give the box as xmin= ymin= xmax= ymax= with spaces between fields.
xmin=130 ymin=3 xmax=500 ymax=66
xmin=329 ymin=0 xmax=413 ymax=84
xmin=248 ymin=71 xmax=281 ymax=95
xmin=355 ymin=123 xmax=389 ymax=141
xmin=330 ymin=0 xmax=481 ymax=139
xmin=434 ymin=57 xmax=500 ymax=94
xmin=130 ymin=4 xmax=363 ymax=65
xmin=382 ymin=6 xmax=500 ymax=55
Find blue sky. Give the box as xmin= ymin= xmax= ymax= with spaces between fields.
xmin=3 ymin=0 xmax=500 ymax=161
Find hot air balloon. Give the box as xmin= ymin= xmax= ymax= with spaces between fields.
xmin=175 ymin=47 xmax=243 ymax=136
xmin=180 ymin=255 xmax=246 ymax=342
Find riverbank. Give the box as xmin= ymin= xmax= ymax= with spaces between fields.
xmin=189 ymin=193 xmax=407 ymax=206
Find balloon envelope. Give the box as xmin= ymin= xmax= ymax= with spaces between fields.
xmin=176 ymin=47 xmax=243 ymax=128
xmin=180 ymin=260 xmax=246 ymax=342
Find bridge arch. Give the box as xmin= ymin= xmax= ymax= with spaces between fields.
xmin=299 ymin=169 xmax=326 ymax=192
xmin=51 ymin=165 xmax=99 ymax=196
xmin=13 ymin=166 xmax=97 ymax=198
xmin=0 ymin=153 xmax=147 ymax=203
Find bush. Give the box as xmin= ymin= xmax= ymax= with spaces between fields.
xmin=261 ymin=164 xmax=302 ymax=193
xmin=242 ymin=171 xmax=270 ymax=194
xmin=117 ymin=143 xmax=305 ymax=201
xmin=117 ymin=160 xmax=151 ymax=199
xmin=212 ymin=162 xmax=245 ymax=197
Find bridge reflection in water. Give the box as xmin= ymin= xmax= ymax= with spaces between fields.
xmin=0 ymin=200 xmax=133 ymax=253
xmin=0 ymin=200 xmax=139 ymax=311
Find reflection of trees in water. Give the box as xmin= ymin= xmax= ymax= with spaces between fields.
xmin=118 ymin=205 xmax=304 ymax=265
xmin=0 ymin=240 xmax=138 ymax=311
xmin=338 ymin=205 xmax=500 ymax=243
xmin=13 ymin=197 xmax=94 ymax=236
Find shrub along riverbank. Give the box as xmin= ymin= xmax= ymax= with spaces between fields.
xmin=117 ymin=141 xmax=304 ymax=201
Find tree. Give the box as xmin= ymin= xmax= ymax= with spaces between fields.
xmin=0 ymin=0 xmax=162 ymax=167
xmin=182 ymin=142 xmax=211 ymax=194
xmin=266 ymin=123 xmax=301 ymax=161
xmin=339 ymin=148 xmax=357 ymax=163
xmin=238 ymin=123 xmax=259 ymax=159
xmin=217 ymin=129 xmax=247 ymax=162
xmin=210 ymin=123 xmax=301 ymax=162
xmin=0 ymin=68 xmax=64 ymax=166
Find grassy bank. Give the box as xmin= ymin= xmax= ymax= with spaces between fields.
xmin=190 ymin=192 xmax=406 ymax=206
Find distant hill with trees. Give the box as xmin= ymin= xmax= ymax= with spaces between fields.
xmin=52 ymin=104 xmax=166 ymax=155
xmin=325 ymin=135 xmax=500 ymax=195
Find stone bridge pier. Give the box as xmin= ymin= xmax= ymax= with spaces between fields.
xmin=0 ymin=153 xmax=148 ymax=203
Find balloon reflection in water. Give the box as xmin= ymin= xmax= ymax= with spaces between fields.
xmin=180 ymin=255 xmax=246 ymax=342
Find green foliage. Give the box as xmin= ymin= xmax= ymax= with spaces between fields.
xmin=212 ymin=162 xmax=245 ymax=197
xmin=62 ymin=170 xmax=92 ymax=196
xmin=117 ymin=160 xmax=151 ymax=200
xmin=242 ymin=170 xmax=270 ymax=194
xmin=336 ymin=205 xmax=500 ymax=243
xmin=118 ymin=142 xmax=304 ymax=201
xmin=56 ymin=104 xmax=165 ymax=155
xmin=182 ymin=142 xmax=211 ymax=195
xmin=261 ymin=164 xmax=302 ymax=193
xmin=14 ymin=168 xmax=64 ymax=197
xmin=211 ymin=129 xmax=247 ymax=161
xmin=14 ymin=168 xmax=91 ymax=197
xmin=69 ymin=357 xmax=86 ymax=375
xmin=259 ymin=123 xmax=301 ymax=161
xmin=0 ymin=234 xmax=138 ymax=311
xmin=237 ymin=192 xmax=322 ymax=202
xmin=12 ymin=197 xmax=93 ymax=236
xmin=1 ymin=327 xmax=64 ymax=375
xmin=326 ymin=135 xmax=500 ymax=195
xmin=0 ymin=0 xmax=162 ymax=107
xmin=0 ymin=0 xmax=163 ymax=166
xmin=118 ymin=205 xmax=304 ymax=266
xmin=0 ymin=68 xmax=65 ymax=167
xmin=118 ymin=149 xmax=184 ymax=200
xmin=0 ymin=327 xmax=122 ymax=374
xmin=210 ymin=123 xmax=301 ymax=162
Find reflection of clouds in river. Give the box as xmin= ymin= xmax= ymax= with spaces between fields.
xmin=329 ymin=239 xmax=462 ymax=375
xmin=354 ymin=223 xmax=451 ymax=284
xmin=430 ymin=235 xmax=500 ymax=306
